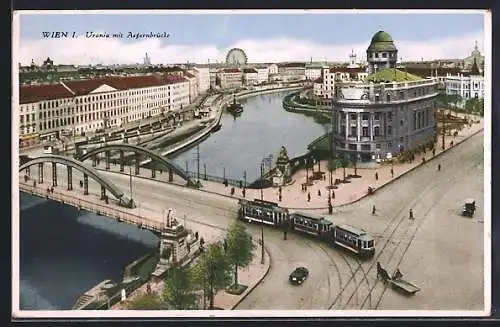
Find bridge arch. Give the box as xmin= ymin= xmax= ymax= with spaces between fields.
xmin=76 ymin=143 xmax=197 ymax=186
xmin=19 ymin=155 xmax=133 ymax=207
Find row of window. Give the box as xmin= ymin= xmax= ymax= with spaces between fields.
xmin=369 ymin=51 xmax=396 ymax=59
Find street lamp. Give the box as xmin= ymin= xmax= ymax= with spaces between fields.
xmin=129 ymin=163 xmax=133 ymax=206
xmin=259 ymin=154 xmax=273 ymax=264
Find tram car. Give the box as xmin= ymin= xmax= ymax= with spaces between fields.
xmin=238 ymin=199 xmax=290 ymax=227
xmin=237 ymin=201 xmax=375 ymax=258
xmin=332 ymin=224 xmax=375 ymax=257
xmin=290 ymin=212 xmax=333 ymax=239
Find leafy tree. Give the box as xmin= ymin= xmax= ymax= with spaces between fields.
xmin=465 ymin=99 xmax=475 ymax=114
xmin=225 ymin=223 xmax=255 ymax=288
xmin=126 ymin=292 xmax=163 ymax=310
xmin=163 ymin=265 xmax=198 ymax=310
xmin=190 ymin=243 xmax=232 ymax=309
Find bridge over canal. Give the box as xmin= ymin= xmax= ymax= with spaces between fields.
xmin=75 ymin=143 xmax=198 ymax=187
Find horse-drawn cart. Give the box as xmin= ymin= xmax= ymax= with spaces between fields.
xmin=377 ymin=262 xmax=421 ymax=296
xmin=389 ymin=277 xmax=421 ymax=295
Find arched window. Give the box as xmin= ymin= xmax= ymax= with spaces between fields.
xmin=374 ymin=126 xmax=380 ymax=137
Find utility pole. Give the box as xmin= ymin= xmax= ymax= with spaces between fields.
xmin=260 ymin=161 xmax=265 ymax=264
xmin=129 ymin=164 xmax=133 ymax=204
xmin=197 ymin=143 xmax=200 ymax=185
xmin=441 ymin=115 xmax=445 ymax=150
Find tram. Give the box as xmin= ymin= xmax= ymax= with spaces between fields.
xmin=332 ymin=224 xmax=375 ymax=257
xmin=238 ymin=199 xmax=290 ymax=226
xmin=290 ymin=212 xmax=333 ymax=238
xmin=237 ymin=200 xmax=376 ymax=258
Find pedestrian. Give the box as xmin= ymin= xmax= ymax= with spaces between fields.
xmin=33 ymin=180 xmax=36 ymax=187
xmin=375 ymin=172 xmax=378 ymax=181
xmin=390 ymin=168 xmax=394 ymax=178
xmin=438 ymin=164 xmax=441 ymax=171
xmin=242 ymin=188 xmax=246 ymax=198
xmin=307 ymin=192 xmax=311 ymax=202
xmin=332 ymin=190 xmax=335 ymax=199
xmin=51 ymin=187 xmax=54 ymax=193
xmin=318 ymin=189 xmax=321 ymax=197
xmin=279 ymin=194 xmax=282 ymax=202
xmin=304 ymin=185 xmax=308 ymax=192
xmin=372 ymin=205 xmax=376 ymax=215
xmin=409 ymin=209 xmax=414 ymax=220
xmin=432 ymin=148 xmax=436 ymax=157
xmin=230 ymin=187 xmax=235 ymax=196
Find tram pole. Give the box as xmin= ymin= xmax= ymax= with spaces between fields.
xmin=197 ymin=143 xmax=200 ymax=185
xmin=260 ymin=161 xmax=265 ymax=264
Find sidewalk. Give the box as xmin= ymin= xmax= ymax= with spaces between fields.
xmin=197 ymin=113 xmax=484 ymax=210
xmin=112 ymin=242 xmax=270 ymax=310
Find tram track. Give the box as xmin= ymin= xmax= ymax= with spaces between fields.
xmin=356 ymin=143 xmax=483 ymax=309
xmin=371 ymin=157 xmax=483 ymax=309
xmin=331 ymin=160 xmax=450 ymax=310
xmin=300 ymin=239 xmax=343 ymax=309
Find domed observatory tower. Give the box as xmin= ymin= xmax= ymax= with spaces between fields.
xmin=366 ymin=31 xmax=398 ymax=74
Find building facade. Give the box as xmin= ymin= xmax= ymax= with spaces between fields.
xmin=255 ymin=66 xmax=270 ymax=84
xmin=18 ymin=74 xmax=191 ymax=144
xmin=313 ymin=66 xmax=368 ymax=101
xmin=441 ymin=73 xmax=484 ymax=99
xmin=193 ymin=66 xmax=210 ymax=93
xmin=277 ymin=63 xmax=306 ymax=82
xmin=305 ymin=64 xmax=323 ymax=81
xmin=243 ymin=68 xmax=259 ymax=85
xmin=218 ymin=68 xmax=243 ymax=89
xmin=331 ymin=31 xmax=439 ymax=163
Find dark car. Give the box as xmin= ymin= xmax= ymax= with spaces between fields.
xmin=289 ymin=267 xmax=309 ymax=285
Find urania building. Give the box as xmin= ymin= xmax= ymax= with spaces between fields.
xmin=331 ymin=31 xmax=439 ymax=163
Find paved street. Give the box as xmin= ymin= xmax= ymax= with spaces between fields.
xmin=19 ymin=129 xmax=485 ymax=311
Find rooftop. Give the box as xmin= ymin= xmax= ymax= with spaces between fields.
xmin=19 ymin=74 xmax=188 ymax=104
xmin=243 ymin=68 xmax=258 ymax=74
xmin=222 ymin=68 xmax=241 ymax=73
xmin=367 ymin=30 xmax=397 ymax=52
xmin=365 ymin=68 xmax=422 ymax=83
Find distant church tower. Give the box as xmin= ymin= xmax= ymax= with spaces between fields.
xmin=143 ymin=53 xmax=151 ymax=66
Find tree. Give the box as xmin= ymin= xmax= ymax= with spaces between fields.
xmin=327 ymin=158 xmax=337 ymax=188
xmin=163 ymin=265 xmax=198 ymax=310
xmin=190 ymin=243 xmax=232 ymax=309
xmin=339 ymin=153 xmax=348 ymax=181
xmin=465 ymin=99 xmax=475 ymax=115
xmin=225 ymin=222 xmax=255 ymax=289
xmin=126 ymin=292 xmax=163 ymax=310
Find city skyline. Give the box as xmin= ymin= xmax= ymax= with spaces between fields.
xmin=16 ymin=11 xmax=486 ymax=66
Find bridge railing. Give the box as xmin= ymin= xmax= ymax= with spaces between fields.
xmin=19 ymin=183 xmax=164 ymax=234
xmin=185 ymin=171 xmax=245 ymax=188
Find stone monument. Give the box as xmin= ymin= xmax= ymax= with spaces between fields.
xmin=152 ymin=209 xmax=201 ymax=281
xmin=274 ymin=146 xmax=292 ymax=186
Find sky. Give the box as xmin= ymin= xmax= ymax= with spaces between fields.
xmin=15 ymin=10 xmax=486 ymax=65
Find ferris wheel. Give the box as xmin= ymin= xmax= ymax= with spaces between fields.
xmin=226 ymin=48 xmax=248 ymax=66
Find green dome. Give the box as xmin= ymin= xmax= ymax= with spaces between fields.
xmin=367 ymin=31 xmax=397 ymax=52
xmin=371 ymin=31 xmax=393 ymax=43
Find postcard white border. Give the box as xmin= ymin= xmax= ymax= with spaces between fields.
xmin=11 ymin=9 xmax=492 ymax=319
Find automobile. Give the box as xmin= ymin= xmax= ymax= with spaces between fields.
xmin=462 ymin=198 xmax=476 ymax=217
xmin=289 ymin=267 xmax=309 ymax=285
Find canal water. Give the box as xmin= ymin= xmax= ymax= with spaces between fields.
xmin=19 ymin=92 xmax=325 ymax=310
xmin=169 ymin=92 xmax=328 ymax=183
xmin=19 ymin=192 xmax=158 ymax=310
